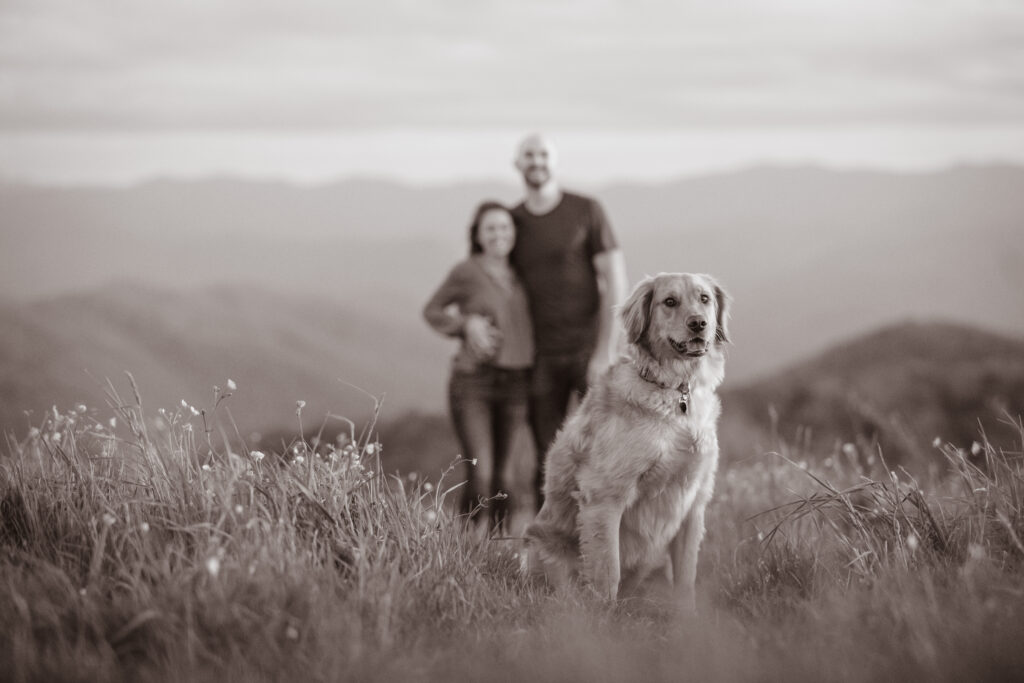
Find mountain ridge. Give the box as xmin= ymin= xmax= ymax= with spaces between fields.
xmin=2 ymin=163 xmax=1021 ymax=404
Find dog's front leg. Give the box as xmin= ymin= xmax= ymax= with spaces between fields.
xmin=578 ymin=502 xmax=625 ymax=600
xmin=669 ymin=500 xmax=707 ymax=612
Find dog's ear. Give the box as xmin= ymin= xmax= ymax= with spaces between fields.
xmin=712 ymin=280 xmax=731 ymax=344
xmin=621 ymin=276 xmax=655 ymax=345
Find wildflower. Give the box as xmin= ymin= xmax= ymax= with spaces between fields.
xmin=250 ymin=450 xmax=266 ymax=463
xmin=471 ymin=458 xmax=478 ymax=466
xmin=932 ymin=436 xmax=942 ymax=448
xmin=365 ymin=443 xmax=377 ymax=455
xmin=226 ymin=379 xmax=237 ymax=391
xmin=757 ymin=531 xmax=765 ymax=542
xmin=183 ymin=423 xmax=193 ymax=433
xmin=102 ymin=513 xmax=116 ymax=526
xmin=424 ymin=482 xmax=434 ymax=492
xmin=190 ymin=405 xmax=200 ymax=416
xmin=294 ymin=455 xmax=305 ymax=465
xmin=906 ymin=533 xmax=919 ymax=552
xmin=109 ymin=417 xmax=117 ymax=429
xmin=285 ymin=625 xmax=299 ymax=640
xmin=841 ymin=443 xmax=856 ymax=457
xmin=296 ymin=400 xmax=306 ymax=410
xmin=206 ymin=556 xmax=221 ymax=578
xmin=425 ymin=509 xmax=437 ymax=522
xmin=970 ymin=441 xmax=983 ymax=456
xmin=28 ymin=427 xmax=40 ymax=439
xmin=140 ymin=522 xmax=150 ymax=533
xmin=76 ymin=404 xmax=87 ymax=414
xmin=890 ymin=471 xmax=898 ymax=484
xmin=968 ymin=543 xmax=986 ymax=561
xmin=202 ymin=464 xmax=212 ymax=472
xmin=234 ymin=504 xmax=244 ymax=514
xmin=181 ymin=399 xmax=189 ymax=408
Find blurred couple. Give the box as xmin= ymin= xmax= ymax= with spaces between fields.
xmin=423 ymin=134 xmax=629 ymax=531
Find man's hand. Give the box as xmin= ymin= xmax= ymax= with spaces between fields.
xmin=586 ymin=349 xmax=616 ymax=387
xmin=463 ymin=314 xmax=501 ymax=361
xmin=590 ymin=248 xmax=628 ymax=386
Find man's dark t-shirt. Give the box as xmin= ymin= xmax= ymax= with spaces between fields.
xmin=510 ymin=191 xmax=618 ymax=356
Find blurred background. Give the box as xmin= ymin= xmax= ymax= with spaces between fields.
xmin=2 ymin=1 xmax=1023 ymax=487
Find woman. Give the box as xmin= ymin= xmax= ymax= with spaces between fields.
xmin=423 ymin=201 xmax=533 ymax=530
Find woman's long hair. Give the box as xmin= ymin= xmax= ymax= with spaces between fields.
xmin=468 ymin=200 xmax=512 ymax=255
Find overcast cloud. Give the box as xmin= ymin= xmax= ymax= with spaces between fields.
xmin=2 ymin=0 xmax=1024 ymax=130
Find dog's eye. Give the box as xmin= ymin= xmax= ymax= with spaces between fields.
xmin=664 ymin=297 xmax=678 ymax=308
xmin=700 ymin=294 xmax=710 ymax=304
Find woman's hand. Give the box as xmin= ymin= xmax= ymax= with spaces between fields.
xmin=464 ymin=314 xmax=501 ymax=361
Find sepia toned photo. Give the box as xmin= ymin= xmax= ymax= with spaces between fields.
xmin=1 ymin=2 xmax=1023 ymax=681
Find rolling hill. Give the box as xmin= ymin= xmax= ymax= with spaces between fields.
xmin=0 ymin=283 xmax=451 ymax=436
xmin=723 ymin=321 xmax=1024 ymax=467
xmin=376 ymin=321 xmax=1024 ymax=478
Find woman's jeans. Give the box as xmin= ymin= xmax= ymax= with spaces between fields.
xmin=448 ymin=365 xmax=530 ymax=528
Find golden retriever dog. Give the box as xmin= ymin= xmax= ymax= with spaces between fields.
xmin=525 ymin=273 xmax=730 ymax=609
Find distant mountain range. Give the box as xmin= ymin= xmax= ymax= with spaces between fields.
xmin=1 ymin=164 xmax=1022 ymax=440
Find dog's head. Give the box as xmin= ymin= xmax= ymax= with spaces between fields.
xmin=622 ymin=273 xmax=731 ymax=361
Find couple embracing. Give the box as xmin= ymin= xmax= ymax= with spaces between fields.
xmin=423 ymin=134 xmax=629 ymax=529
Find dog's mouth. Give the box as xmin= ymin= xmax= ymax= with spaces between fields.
xmin=670 ymin=337 xmax=709 ymax=357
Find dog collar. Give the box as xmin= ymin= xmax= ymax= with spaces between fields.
xmin=637 ymin=366 xmax=691 ymax=414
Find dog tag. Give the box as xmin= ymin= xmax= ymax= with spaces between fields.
xmin=679 ymin=397 xmax=687 ymax=414
xmin=678 ymin=385 xmax=689 ymax=414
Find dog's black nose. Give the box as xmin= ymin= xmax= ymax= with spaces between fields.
xmin=687 ymin=317 xmax=707 ymax=332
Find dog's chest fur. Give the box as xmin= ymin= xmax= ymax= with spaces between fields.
xmin=593 ymin=361 xmax=721 ymax=569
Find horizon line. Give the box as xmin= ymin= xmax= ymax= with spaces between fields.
xmin=3 ymin=159 xmax=1022 ymax=193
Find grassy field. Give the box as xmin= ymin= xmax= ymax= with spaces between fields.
xmin=2 ymin=378 xmax=1023 ymax=682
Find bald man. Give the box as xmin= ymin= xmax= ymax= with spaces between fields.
xmin=509 ymin=133 xmax=629 ymax=509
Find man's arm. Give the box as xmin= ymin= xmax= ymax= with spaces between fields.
xmin=589 ymin=248 xmax=629 ymax=384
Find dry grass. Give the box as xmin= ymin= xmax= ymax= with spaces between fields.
xmin=2 ymin=379 xmax=1023 ymax=682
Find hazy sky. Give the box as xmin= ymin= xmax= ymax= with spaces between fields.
xmin=2 ymin=0 xmax=1023 ymax=184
